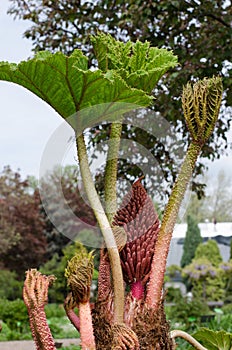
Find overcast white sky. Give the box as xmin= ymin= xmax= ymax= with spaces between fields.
xmin=0 ymin=0 xmax=76 ymax=179
xmin=0 ymin=0 xmax=231 ymax=188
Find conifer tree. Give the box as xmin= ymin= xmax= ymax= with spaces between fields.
xmin=230 ymin=239 xmax=232 ymax=260
xmin=181 ymin=215 xmax=202 ymax=268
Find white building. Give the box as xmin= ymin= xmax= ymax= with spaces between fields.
xmin=167 ymin=222 xmax=232 ymax=266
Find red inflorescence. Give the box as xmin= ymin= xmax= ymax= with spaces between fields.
xmin=113 ymin=179 xmax=160 ymax=286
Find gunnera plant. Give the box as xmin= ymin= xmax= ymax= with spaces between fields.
xmin=0 ymin=33 xmax=223 ymax=349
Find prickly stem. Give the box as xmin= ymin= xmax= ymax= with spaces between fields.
xmin=146 ymin=77 xmax=223 ymax=310
xmin=64 ymin=292 xmax=80 ymax=331
xmin=79 ymin=301 xmax=96 ymax=349
xmin=76 ymin=133 xmax=124 ymax=323
xmin=146 ymin=142 xmax=201 ymax=309
xmin=104 ymin=121 xmax=123 ymax=223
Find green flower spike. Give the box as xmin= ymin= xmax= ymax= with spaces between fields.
xmin=65 ymin=249 xmax=96 ymax=349
xmin=65 ymin=250 xmax=94 ymax=304
xmin=182 ymin=76 xmax=223 ymax=145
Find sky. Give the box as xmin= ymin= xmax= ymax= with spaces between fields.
xmin=0 ymin=0 xmax=76 ymax=180
xmin=0 ymin=0 xmax=232 ymax=189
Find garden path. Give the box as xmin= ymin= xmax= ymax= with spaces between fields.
xmin=0 ymin=338 xmax=80 ymax=349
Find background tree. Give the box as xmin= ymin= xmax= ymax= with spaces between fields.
xmin=40 ymin=165 xmax=98 ymax=259
xmin=194 ymin=239 xmax=223 ymax=267
xmin=230 ymin=239 xmax=232 ymax=260
xmin=181 ymin=214 xmax=202 ymax=268
xmin=8 ymin=0 xmax=232 ymax=199
xmin=0 ymin=270 xmax=23 ymax=300
xmin=0 ymin=167 xmax=21 ymax=256
xmin=204 ymin=170 xmax=232 ymax=222
xmin=184 ymin=192 xmax=208 ymax=223
xmin=0 ymin=165 xmax=100 ymax=300
xmin=219 ymin=260 xmax=232 ymax=301
xmin=0 ymin=166 xmax=47 ymax=277
xmin=185 ymin=170 xmax=232 ymax=223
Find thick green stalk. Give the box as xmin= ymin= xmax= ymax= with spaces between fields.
xmin=104 ymin=121 xmax=123 ymax=223
xmin=146 ymin=141 xmax=202 ymax=309
xmin=76 ymin=133 xmax=124 ymax=323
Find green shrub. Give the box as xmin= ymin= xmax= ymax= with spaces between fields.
xmin=0 ymin=298 xmax=29 ymax=332
xmin=0 ymin=270 xmax=23 ymax=300
xmin=165 ymin=287 xmax=182 ymax=303
xmin=61 ymin=346 xmax=81 ymax=350
xmin=222 ymin=303 xmax=232 ymax=315
xmin=0 ymin=321 xmax=32 ymax=341
xmin=194 ymin=240 xmax=223 ymax=266
xmin=218 ymin=314 xmax=232 ymax=333
xmin=224 ymin=294 xmax=232 ymax=305
xmin=0 ymin=301 xmax=80 ymax=341
xmin=47 ymin=318 xmax=62 ymax=337
xmin=167 ymin=297 xmax=211 ymax=326
xmin=45 ymin=303 xmax=66 ymax=318
xmin=183 ymin=257 xmax=225 ymax=301
xmin=207 ymin=314 xmax=232 ymax=333
xmin=48 ymin=317 xmax=80 ymax=339
xmin=0 ymin=322 xmax=11 ymax=341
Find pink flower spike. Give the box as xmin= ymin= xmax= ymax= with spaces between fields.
xmin=131 ymin=280 xmax=144 ymax=300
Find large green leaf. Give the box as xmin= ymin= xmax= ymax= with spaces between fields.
xmin=0 ymin=48 xmax=152 ymax=127
xmin=193 ymin=328 xmax=232 ymax=350
xmin=91 ymin=33 xmax=178 ymax=93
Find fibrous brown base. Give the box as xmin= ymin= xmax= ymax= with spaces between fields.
xmin=92 ymin=296 xmax=173 ymax=349
xmin=132 ymin=302 xmax=173 ymax=350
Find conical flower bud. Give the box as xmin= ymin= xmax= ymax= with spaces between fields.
xmin=65 ymin=250 xmax=94 ymax=304
xmin=113 ymin=179 xmax=159 ymax=287
xmin=23 ymin=269 xmax=56 ymax=350
xmin=23 ymin=269 xmax=55 ymax=309
xmin=182 ymin=76 xmax=223 ymax=145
